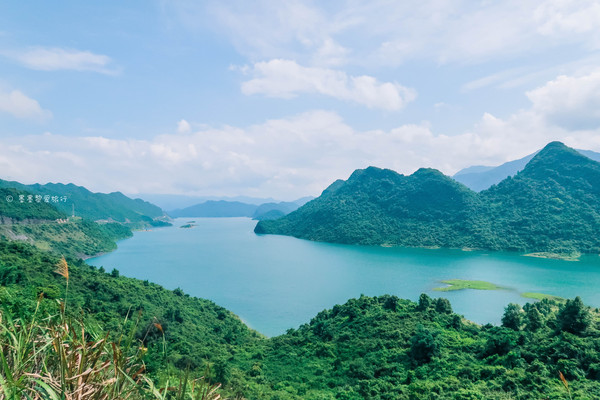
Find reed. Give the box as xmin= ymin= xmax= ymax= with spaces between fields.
xmin=0 ymin=257 xmax=226 ymax=400
xmin=559 ymin=371 xmax=572 ymax=400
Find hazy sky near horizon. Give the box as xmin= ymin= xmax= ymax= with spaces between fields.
xmin=1 ymin=1 xmax=600 ymax=199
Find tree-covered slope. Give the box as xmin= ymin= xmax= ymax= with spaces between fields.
xmin=238 ymin=294 xmax=600 ymax=400
xmin=252 ymin=201 xmax=301 ymax=220
xmin=5 ymin=241 xmax=600 ymax=400
xmin=0 ymin=219 xmax=134 ymax=258
xmin=453 ymin=152 xmax=537 ymax=192
xmin=3 ymin=219 xmax=600 ymax=398
xmin=0 ymin=179 xmax=166 ymax=225
xmin=257 ymin=166 xmax=485 ymax=247
xmin=0 ymin=240 xmax=261 ymax=377
xmin=256 ymin=142 xmax=600 ymax=254
xmin=0 ymin=187 xmax=132 ymax=258
xmin=453 ymin=147 xmax=600 ymax=192
xmin=481 ymin=142 xmax=600 ymax=253
xmin=0 ymin=187 xmax=66 ymax=221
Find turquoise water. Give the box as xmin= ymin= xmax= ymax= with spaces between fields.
xmin=88 ymin=218 xmax=600 ymax=337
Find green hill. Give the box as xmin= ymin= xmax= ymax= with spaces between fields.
xmin=0 ymin=179 xmax=166 ymax=226
xmin=0 ymin=187 xmax=66 ymax=221
xmin=481 ymin=142 xmax=600 ymax=253
xmin=169 ymin=200 xmax=259 ymax=218
xmin=0 ymin=187 xmax=132 ymax=258
xmin=0 ymin=240 xmax=261 ymax=381
xmin=256 ymin=166 xmax=485 ymax=247
xmin=4 ymin=243 xmax=600 ymax=400
xmin=453 ymin=147 xmax=600 ymax=191
xmin=256 ymin=142 xmax=600 ymax=255
xmin=3 ymin=183 xmax=600 ymax=398
xmin=252 ymin=201 xmax=301 ymax=220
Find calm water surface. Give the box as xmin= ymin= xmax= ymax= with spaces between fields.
xmin=88 ymin=218 xmax=600 ymax=337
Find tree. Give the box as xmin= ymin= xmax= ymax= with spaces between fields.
xmin=525 ymin=305 xmax=543 ymax=332
xmin=383 ymin=295 xmax=399 ymax=311
xmin=434 ymin=297 xmax=452 ymax=314
xmin=558 ymin=296 xmax=591 ymax=335
xmin=502 ymin=303 xmax=523 ymax=331
xmin=410 ymin=325 xmax=440 ymax=364
xmin=417 ymin=293 xmax=431 ymax=311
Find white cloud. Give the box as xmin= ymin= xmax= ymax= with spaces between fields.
xmin=177 ymin=119 xmax=191 ymax=133
xmin=192 ymin=0 xmax=600 ymax=66
xmin=5 ymin=47 xmax=117 ymax=74
xmin=0 ymin=89 xmax=52 ymax=121
xmin=241 ymin=59 xmax=416 ymax=110
xmin=535 ymin=0 xmax=600 ymax=38
xmin=526 ymin=70 xmax=600 ymax=130
xmin=3 ymin=103 xmax=600 ymax=200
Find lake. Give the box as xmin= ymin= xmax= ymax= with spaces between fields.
xmin=88 ymin=217 xmax=600 ymax=337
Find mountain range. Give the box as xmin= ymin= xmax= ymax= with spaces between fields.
xmin=0 ymin=179 xmax=170 ymax=257
xmin=0 ymin=179 xmax=166 ymax=225
xmin=256 ymin=142 xmax=600 ymax=255
xmin=169 ymin=197 xmax=313 ymax=219
xmin=453 ymin=148 xmax=600 ymax=191
xmin=3 ymin=142 xmax=600 ymax=399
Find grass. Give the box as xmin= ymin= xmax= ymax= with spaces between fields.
xmin=0 ymin=258 xmax=224 ymax=400
xmin=521 ymin=292 xmax=565 ymax=301
xmin=433 ymin=279 xmax=504 ymax=292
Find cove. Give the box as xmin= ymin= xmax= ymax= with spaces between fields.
xmin=88 ymin=218 xmax=600 ymax=337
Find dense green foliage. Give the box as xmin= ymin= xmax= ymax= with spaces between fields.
xmin=0 ymin=240 xmax=261 ymax=379
xmin=227 ymin=294 xmax=600 ymax=399
xmin=256 ymin=166 xmax=485 ymax=247
xmin=3 ymin=238 xmax=600 ymax=398
xmin=480 ymin=142 xmax=600 ymax=253
xmin=4 ymin=143 xmax=600 ymax=398
xmin=257 ymin=142 xmax=600 ymax=255
xmin=453 ymin=148 xmax=600 ymax=192
xmin=0 ymin=179 xmax=166 ymax=225
xmin=0 ymin=188 xmax=66 ymax=221
xmin=0 ymin=181 xmax=167 ymax=258
xmin=0 ymin=219 xmax=131 ymax=258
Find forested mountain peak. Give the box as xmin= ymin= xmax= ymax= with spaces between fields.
xmin=517 ymin=141 xmax=600 ymax=185
xmin=256 ymin=142 xmax=600 ymax=254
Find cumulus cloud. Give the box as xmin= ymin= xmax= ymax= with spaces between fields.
xmin=526 ymin=70 xmax=600 ymax=130
xmin=0 ymin=89 xmax=52 ymax=120
xmin=5 ymin=47 xmax=117 ymax=74
xmin=3 ymin=102 xmax=600 ymax=200
xmin=177 ymin=119 xmax=192 ymax=133
xmin=241 ymin=59 xmax=416 ymax=110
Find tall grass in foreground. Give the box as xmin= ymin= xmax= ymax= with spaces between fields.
xmin=0 ymin=258 xmax=224 ymax=400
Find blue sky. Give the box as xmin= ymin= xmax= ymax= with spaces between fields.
xmin=1 ymin=1 xmax=600 ymax=200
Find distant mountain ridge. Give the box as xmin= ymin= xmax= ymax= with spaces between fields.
xmin=453 ymin=148 xmax=600 ymax=191
xmin=137 ymin=194 xmax=279 ymax=210
xmin=256 ymin=142 xmax=600 ymax=255
xmin=169 ymin=197 xmax=314 ymax=219
xmin=0 ymin=179 xmax=166 ymax=226
xmin=169 ymin=200 xmax=259 ymax=218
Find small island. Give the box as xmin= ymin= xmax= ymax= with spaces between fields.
xmin=180 ymin=223 xmax=196 ymax=229
xmin=521 ymin=292 xmax=565 ymax=301
xmin=434 ymin=279 xmax=504 ymax=292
